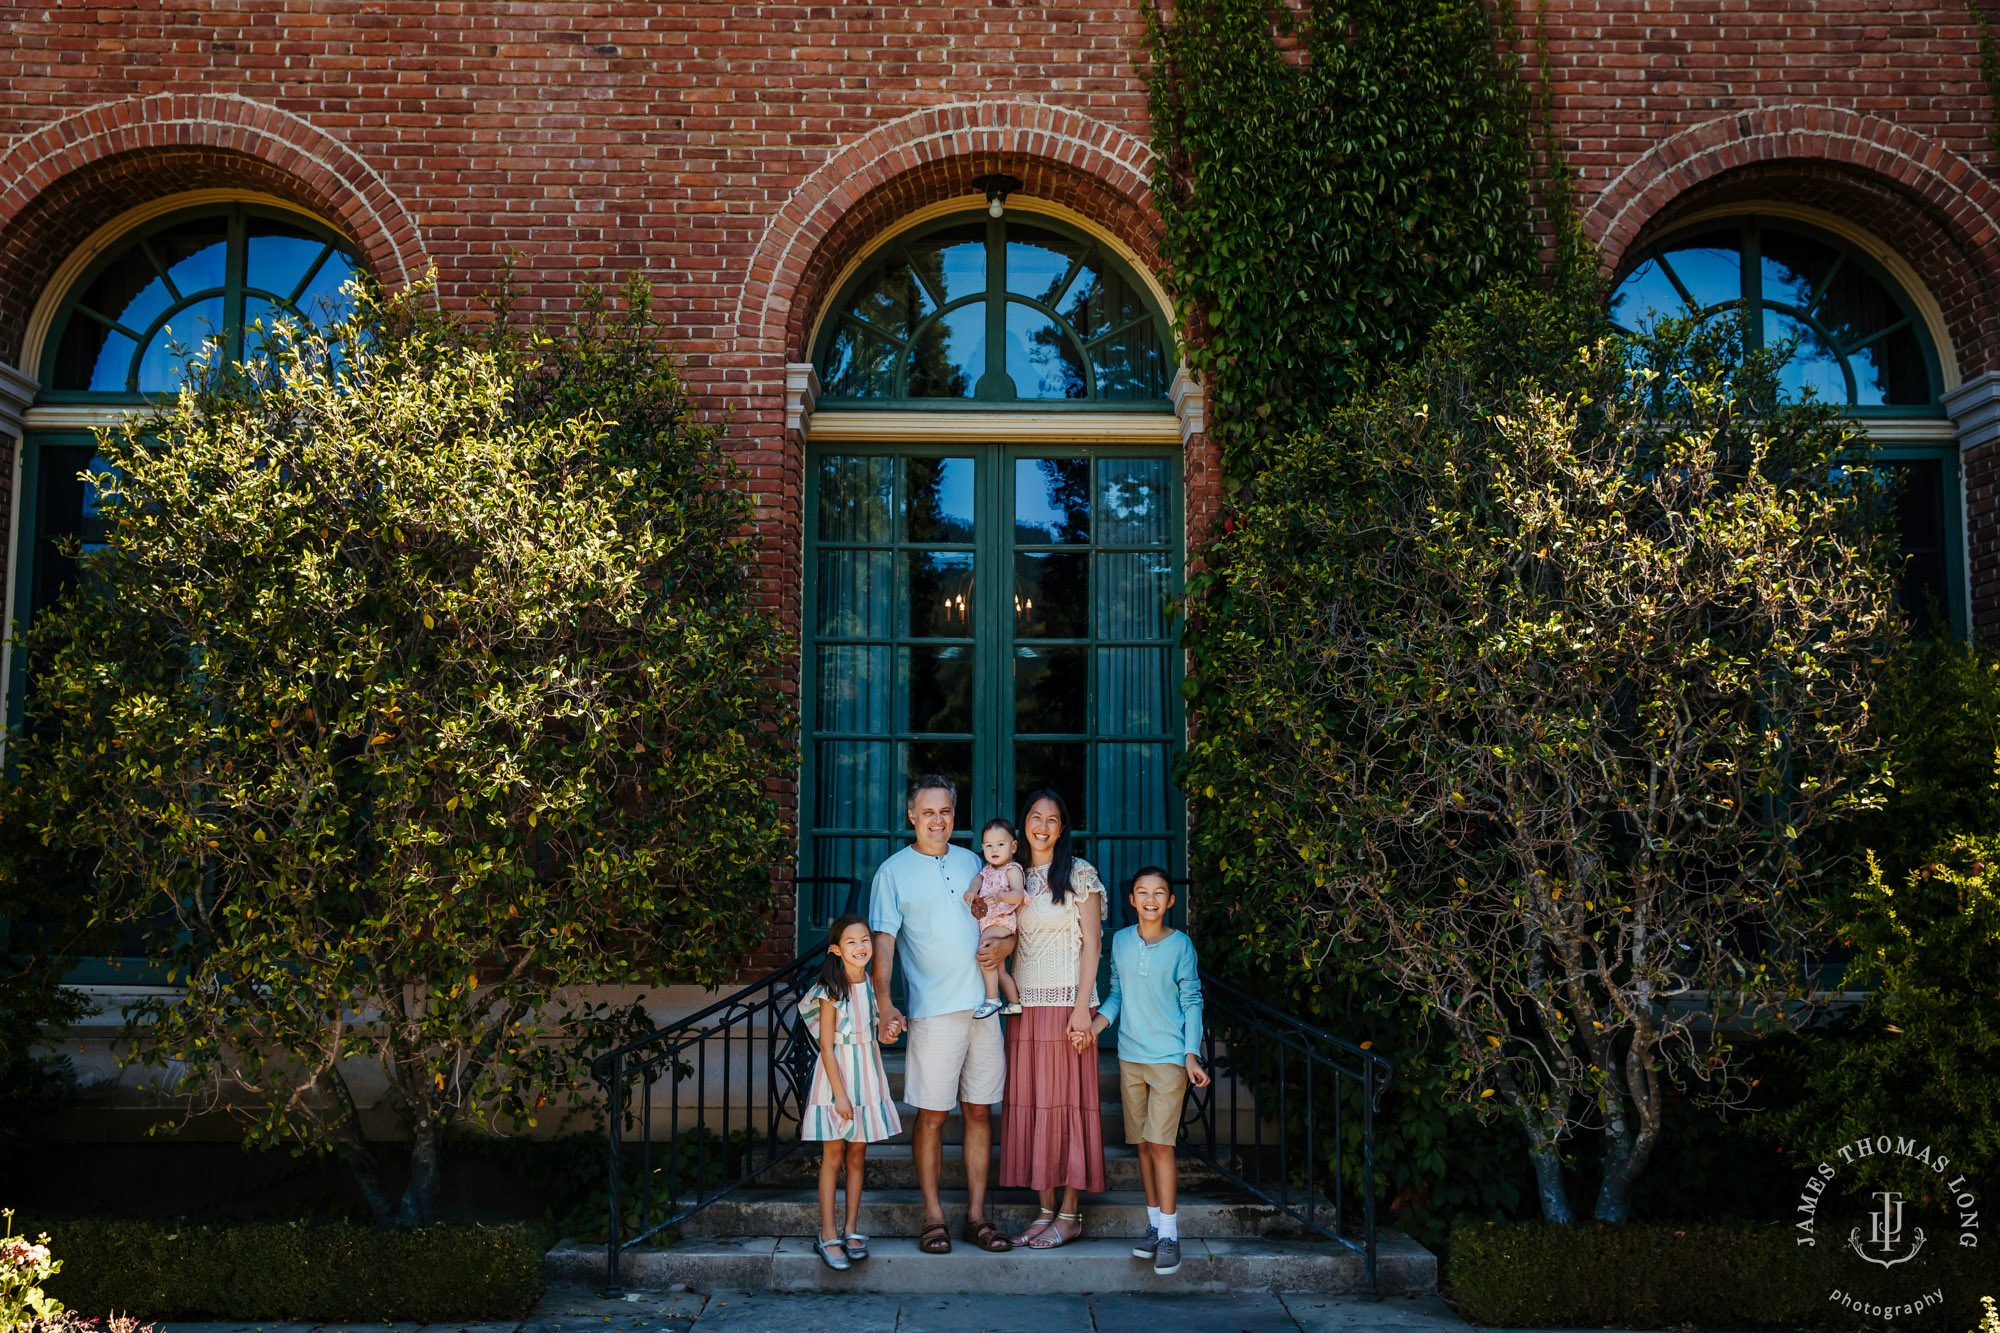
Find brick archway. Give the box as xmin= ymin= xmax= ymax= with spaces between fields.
xmin=732 ymin=100 xmax=1160 ymax=368
xmin=0 ymin=94 xmax=423 ymax=369
xmin=1589 ymin=105 xmax=2000 ymax=286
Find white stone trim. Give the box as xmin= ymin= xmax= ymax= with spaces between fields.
xmin=0 ymin=362 xmax=35 ymax=437
xmin=784 ymin=363 xmax=820 ymax=436
xmin=1944 ymin=371 xmax=2000 ymax=453
xmin=1170 ymin=365 xmax=1206 ymax=444
xmin=803 ymin=410 xmax=1180 ymax=444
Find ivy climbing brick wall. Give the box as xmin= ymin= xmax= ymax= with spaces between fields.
xmin=3 ymin=2 xmax=2000 ymax=969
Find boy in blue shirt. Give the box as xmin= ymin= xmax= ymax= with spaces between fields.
xmin=1091 ymin=866 xmax=1209 ymax=1276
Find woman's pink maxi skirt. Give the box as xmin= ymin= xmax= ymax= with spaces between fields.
xmin=998 ymin=1005 xmax=1106 ymax=1193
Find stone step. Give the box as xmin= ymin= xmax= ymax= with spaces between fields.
xmin=679 ymin=1187 xmax=1319 ymax=1240
xmin=759 ymin=1143 xmax=1230 ymax=1191
xmin=547 ymin=1231 xmax=1437 ymax=1297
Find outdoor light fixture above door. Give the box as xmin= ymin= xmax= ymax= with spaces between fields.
xmin=973 ymin=173 xmax=1024 ymax=218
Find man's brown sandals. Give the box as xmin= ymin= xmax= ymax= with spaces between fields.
xmin=964 ymin=1218 xmax=1013 ymax=1252
xmin=918 ymin=1220 xmax=952 ymax=1254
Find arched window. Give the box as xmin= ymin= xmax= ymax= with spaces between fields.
xmin=40 ymin=202 xmax=363 ymax=402
xmin=1610 ymin=218 xmax=1941 ymax=414
xmin=799 ymin=209 xmax=1184 ymax=953
xmin=11 ymin=202 xmax=365 ymax=716
xmin=1611 ymin=216 xmax=1961 ymax=632
xmin=813 ymin=214 xmax=1173 ymax=405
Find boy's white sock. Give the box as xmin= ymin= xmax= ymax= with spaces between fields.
xmin=1158 ymin=1211 xmax=1178 ymax=1241
xmin=1146 ymin=1205 xmax=1162 ymax=1231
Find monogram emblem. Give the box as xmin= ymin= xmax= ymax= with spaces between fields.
xmin=1849 ymin=1190 xmax=1926 ymax=1268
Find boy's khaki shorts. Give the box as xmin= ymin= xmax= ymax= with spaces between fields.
xmin=1119 ymin=1059 xmax=1188 ymax=1146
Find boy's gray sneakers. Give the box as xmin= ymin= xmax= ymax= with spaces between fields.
xmin=1152 ymin=1236 xmax=1182 ymax=1275
xmin=1131 ymin=1225 xmax=1159 ymax=1259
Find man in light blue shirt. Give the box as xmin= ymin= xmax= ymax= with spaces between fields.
xmin=1090 ymin=866 xmax=1209 ymax=1275
xmin=869 ymin=775 xmax=1015 ymax=1254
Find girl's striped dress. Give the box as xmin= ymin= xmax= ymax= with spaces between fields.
xmin=799 ymin=981 xmax=903 ymax=1143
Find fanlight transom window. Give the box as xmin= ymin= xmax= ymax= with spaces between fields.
xmin=1609 ymin=218 xmax=1940 ymax=414
xmin=41 ymin=203 xmax=363 ymax=400
xmin=814 ymin=214 xmax=1172 ymax=405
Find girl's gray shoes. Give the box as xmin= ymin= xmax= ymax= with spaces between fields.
xmin=1153 ymin=1237 xmax=1182 ymax=1275
xmin=844 ymin=1232 xmax=869 ymax=1260
xmin=972 ymin=998 xmax=1005 ymax=1019
xmin=1131 ymin=1225 xmax=1159 ymax=1259
xmin=814 ymin=1236 xmax=850 ymax=1271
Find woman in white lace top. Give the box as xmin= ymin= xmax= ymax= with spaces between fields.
xmin=997 ymin=788 xmax=1107 ymax=1249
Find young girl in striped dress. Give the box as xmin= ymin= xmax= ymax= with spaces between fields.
xmin=800 ymin=913 xmax=902 ymax=1271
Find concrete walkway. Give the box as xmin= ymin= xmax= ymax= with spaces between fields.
xmin=156 ymin=1284 xmax=1475 ymax=1333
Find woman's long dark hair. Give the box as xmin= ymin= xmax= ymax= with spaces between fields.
xmin=817 ymin=914 xmax=870 ymax=998
xmin=1017 ymin=787 xmax=1077 ymax=905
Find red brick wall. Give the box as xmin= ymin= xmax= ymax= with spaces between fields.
xmin=4 ymin=3 xmax=2000 ymax=964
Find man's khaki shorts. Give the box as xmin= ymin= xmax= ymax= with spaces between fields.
xmin=1119 ymin=1059 xmax=1189 ymax=1146
xmin=904 ymin=1009 xmax=1006 ymax=1112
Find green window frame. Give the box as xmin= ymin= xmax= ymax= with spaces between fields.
xmin=800 ymin=441 xmax=1186 ymax=950
xmin=38 ymin=201 xmax=363 ymax=405
xmin=812 ymin=211 xmax=1176 ymax=410
xmin=1610 ymin=215 xmax=1965 ymax=636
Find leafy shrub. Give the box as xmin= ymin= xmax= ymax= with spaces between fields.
xmin=0 ymin=276 xmax=793 ymax=1225
xmin=33 ymin=1219 xmax=544 ymax=1322
xmin=2 ymin=1209 xmax=65 ymax=1330
xmin=1449 ymin=1218 xmax=1998 ymax=1330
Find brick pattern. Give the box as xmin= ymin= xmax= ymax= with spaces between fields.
xmin=5 ymin=2 xmax=2000 ymax=958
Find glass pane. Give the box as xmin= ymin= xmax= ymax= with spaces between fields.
xmin=1093 ymin=743 xmax=1170 ymax=832
xmin=1006 ymin=301 xmax=1087 ymax=400
xmin=1816 ymin=259 xmax=1903 ymax=351
xmin=1096 ymin=647 xmax=1171 ymax=735
xmin=846 ymin=254 xmax=935 ymax=340
xmin=247 ymin=223 xmax=330 ymax=302
xmin=1096 ymin=551 xmax=1174 ymax=640
xmin=1760 ymin=230 xmax=1839 ymax=313
xmin=823 ymin=322 xmax=897 ymax=398
xmin=816 ymin=550 xmax=893 ymax=637
xmin=1006 ymin=228 xmax=1087 ymax=305
xmin=1764 ymin=309 xmax=1848 ymax=406
xmin=908 ymin=551 xmax=975 ymax=637
xmin=1852 ymin=324 xmax=1932 ymax=407
xmin=53 ymin=319 xmax=137 ymax=392
xmin=1096 ymin=459 xmax=1171 ymax=546
xmin=906 ymin=457 xmax=976 ymax=543
xmin=1015 ymin=645 xmax=1088 ymax=735
xmin=906 ymin=304 xmax=982 ymax=399
xmin=818 ymin=455 xmax=895 ymax=543
xmin=1608 ymin=256 xmax=1689 ymax=333
xmin=907 ymin=224 xmax=987 ymax=305
xmin=907 ymin=645 xmax=974 ymax=734
xmin=1061 ymin=259 xmax=1151 ymax=340
xmin=1659 ymin=232 xmax=1741 ymax=311
xmin=78 ymin=245 xmax=175 ymax=339
xmin=816 ymin=644 xmax=892 ymax=733
xmin=809 ymin=837 xmax=895 ymax=897
xmin=1891 ymin=460 xmax=1950 ymax=632
xmin=154 ymin=218 xmax=231 ymax=295
xmin=1015 ymin=740 xmax=1087 ymax=830
xmin=135 ymin=296 xmax=226 ymax=393
xmin=31 ymin=446 xmax=110 ymax=618
xmin=1016 ymin=551 xmax=1089 ymax=638
xmin=293 ymin=250 xmax=362 ymax=326
xmin=1090 ymin=319 xmax=1169 ymax=400
xmin=906 ymin=740 xmax=974 ymax=832
xmin=814 ymin=741 xmax=896 ymax=830
xmin=242 ymin=297 xmax=302 ymax=361
xmin=1015 ymin=457 xmax=1090 ymax=544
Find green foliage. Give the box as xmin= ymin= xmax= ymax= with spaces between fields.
xmin=1767 ymin=639 xmax=2000 ymax=1192
xmin=1180 ymin=286 xmax=1901 ymax=1221
xmin=1147 ymin=0 xmax=1538 ymax=476
xmin=1 ymin=1209 xmax=66 ymax=1330
xmin=33 ymin=1218 xmax=543 ymax=1322
xmin=0 ymin=276 xmax=795 ymax=1226
xmin=1448 ymin=1217 xmax=1998 ymax=1330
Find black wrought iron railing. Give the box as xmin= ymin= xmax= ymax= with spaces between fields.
xmin=591 ymin=876 xmax=862 ymax=1294
xmin=1179 ymin=972 xmax=1396 ymax=1293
